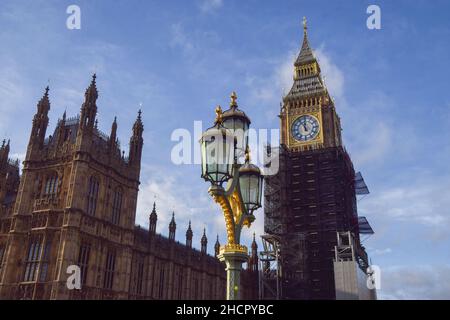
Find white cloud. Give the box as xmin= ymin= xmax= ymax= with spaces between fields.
xmin=136 ymin=162 xmax=265 ymax=253
xmin=351 ymin=122 xmax=392 ymax=166
xmin=0 ymin=61 xmax=29 ymax=134
xmin=379 ymin=265 xmax=450 ymax=300
xmin=360 ymin=176 xmax=450 ymax=233
xmin=199 ymin=0 xmax=223 ymax=13
xmin=170 ymin=23 xmax=194 ymax=54
xmin=136 ymin=164 xmax=228 ymax=252
xmin=315 ymin=47 xmax=345 ymax=100
xmin=372 ymin=248 xmax=392 ymax=256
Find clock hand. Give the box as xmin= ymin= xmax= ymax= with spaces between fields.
xmin=303 ymin=123 xmax=308 ymax=132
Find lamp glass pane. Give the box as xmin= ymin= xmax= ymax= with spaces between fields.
xmin=223 ymin=118 xmax=248 ymax=159
xmin=202 ymin=128 xmax=235 ymax=184
xmin=201 ymin=139 xmax=207 ymax=177
xmin=239 ymin=175 xmax=250 ymax=209
xmin=249 ymin=174 xmax=258 ymax=207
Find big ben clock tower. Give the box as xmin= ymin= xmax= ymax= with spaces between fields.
xmin=264 ymin=18 xmax=371 ymax=300
xmin=280 ymin=17 xmax=342 ymax=151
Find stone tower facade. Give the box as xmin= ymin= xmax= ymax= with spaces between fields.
xmin=0 ymin=76 xmax=257 ymax=300
xmin=264 ymin=20 xmax=370 ymax=300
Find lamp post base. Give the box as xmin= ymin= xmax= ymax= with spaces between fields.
xmin=217 ymin=245 xmax=249 ymax=300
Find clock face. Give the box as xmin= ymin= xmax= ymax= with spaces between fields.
xmin=291 ymin=115 xmax=320 ymax=142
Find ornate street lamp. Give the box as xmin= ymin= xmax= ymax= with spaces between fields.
xmin=199 ymin=92 xmax=263 ymax=300
xmin=221 ymin=91 xmax=251 ymax=160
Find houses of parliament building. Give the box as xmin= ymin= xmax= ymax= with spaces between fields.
xmin=0 ymin=76 xmax=259 ymax=300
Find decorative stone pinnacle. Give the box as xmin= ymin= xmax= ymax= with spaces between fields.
xmin=303 ymin=16 xmax=307 ymax=34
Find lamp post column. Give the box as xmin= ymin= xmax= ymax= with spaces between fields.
xmin=199 ymin=92 xmax=263 ymax=301
xmin=218 ymin=246 xmax=248 ymax=300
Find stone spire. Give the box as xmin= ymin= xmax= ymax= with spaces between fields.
xmin=129 ymin=109 xmax=144 ymax=168
xmin=37 ymin=86 xmax=50 ymax=115
xmin=294 ymin=17 xmax=316 ymax=66
xmin=80 ymin=74 xmax=98 ymax=131
xmin=201 ymin=228 xmax=208 ymax=254
xmin=249 ymin=233 xmax=259 ymax=271
xmin=169 ymin=211 xmax=176 ymax=240
xmin=285 ymin=17 xmax=326 ymax=101
xmin=186 ymin=221 xmax=193 ymax=248
xmin=0 ymin=139 xmax=10 ymax=169
xmin=251 ymin=232 xmax=258 ymax=251
xmin=149 ymin=202 xmax=157 ymax=235
xmin=133 ymin=110 xmax=143 ymax=137
xmin=28 ymin=86 xmax=50 ymax=156
xmin=214 ymin=235 xmax=220 ymax=257
xmin=85 ymin=73 xmax=98 ymax=102
xmin=0 ymin=139 xmax=11 ymax=204
xmin=109 ymin=116 xmax=118 ymax=151
xmin=56 ymin=110 xmax=67 ymax=146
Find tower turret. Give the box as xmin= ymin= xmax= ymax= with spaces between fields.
xmin=27 ymin=87 xmax=50 ymax=159
xmin=56 ymin=111 xmax=67 ymax=146
xmin=149 ymin=202 xmax=157 ymax=235
xmin=249 ymin=233 xmax=258 ymax=271
xmin=79 ymin=74 xmax=98 ymax=132
xmin=214 ymin=235 xmax=220 ymax=257
xmin=0 ymin=140 xmax=11 ymax=204
xmin=0 ymin=140 xmax=10 ymax=167
xmin=186 ymin=221 xmax=193 ymax=248
xmin=109 ymin=116 xmax=118 ymax=152
xmin=201 ymin=228 xmax=208 ymax=254
xmin=129 ymin=110 xmax=143 ymax=169
xmin=169 ymin=212 xmax=176 ymax=240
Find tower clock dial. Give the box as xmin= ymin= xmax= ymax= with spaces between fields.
xmin=291 ymin=115 xmax=320 ymax=142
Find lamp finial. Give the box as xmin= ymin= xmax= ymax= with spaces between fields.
xmin=215 ymin=105 xmax=223 ymax=124
xmin=245 ymin=145 xmax=251 ymax=163
xmin=230 ymin=91 xmax=238 ymax=107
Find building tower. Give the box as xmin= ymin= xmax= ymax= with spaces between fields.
xmin=201 ymin=228 xmax=207 ymax=254
xmin=248 ymin=233 xmax=258 ymax=272
xmin=186 ymin=221 xmax=193 ymax=248
xmin=0 ymin=140 xmax=19 ymax=216
xmin=0 ymin=140 xmax=10 ymax=204
xmin=149 ymin=202 xmax=157 ymax=235
xmin=0 ymin=76 xmax=144 ymax=299
xmin=169 ymin=212 xmax=176 ymax=241
xmin=264 ymin=18 xmax=370 ymax=300
xmin=214 ymin=235 xmax=220 ymax=257
xmin=26 ymin=87 xmax=50 ymax=160
xmin=129 ymin=110 xmax=144 ymax=175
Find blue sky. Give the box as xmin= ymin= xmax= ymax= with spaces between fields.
xmin=1 ymin=0 xmax=449 ymax=299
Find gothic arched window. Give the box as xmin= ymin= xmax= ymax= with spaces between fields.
xmin=87 ymin=176 xmax=99 ymax=216
xmin=44 ymin=174 xmax=58 ymax=196
xmin=111 ymin=188 xmax=123 ymax=225
xmin=77 ymin=242 xmax=91 ymax=286
xmin=23 ymin=234 xmax=52 ymax=282
xmin=103 ymin=250 xmax=116 ymax=290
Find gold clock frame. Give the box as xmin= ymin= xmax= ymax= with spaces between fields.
xmin=287 ymin=110 xmax=324 ymax=148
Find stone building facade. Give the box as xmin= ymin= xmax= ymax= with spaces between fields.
xmin=0 ymin=76 xmax=258 ymax=300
